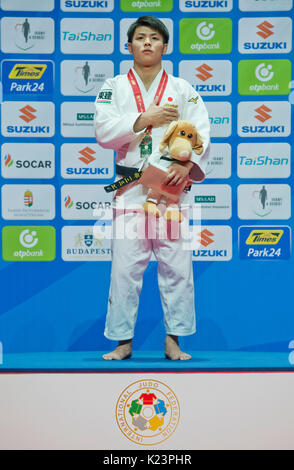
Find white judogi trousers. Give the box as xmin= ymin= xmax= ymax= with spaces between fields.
xmin=104 ymin=186 xmax=196 ymax=340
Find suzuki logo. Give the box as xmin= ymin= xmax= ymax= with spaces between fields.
xmin=19 ymin=105 xmax=37 ymax=123
xmin=78 ymin=146 xmax=96 ymax=165
xmin=256 ymin=21 xmax=274 ymax=39
xmin=254 ymin=105 xmax=272 ymax=123
xmin=198 ymin=229 xmax=214 ymax=247
xmin=196 ymin=64 xmax=213 ymax=82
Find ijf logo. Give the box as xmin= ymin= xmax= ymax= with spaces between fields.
xmin=238 ymin=17 xmax=292 ymax=54
xmin=180 ymin=18 xmax=232 ymax=54
xmin=115 ymin=379 xmax=180 ymax=445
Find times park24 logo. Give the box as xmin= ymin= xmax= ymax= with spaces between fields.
xmin=115 ymin=379 xmax=180 ymax=446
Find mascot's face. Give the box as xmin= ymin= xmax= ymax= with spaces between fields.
xmin=159 ymin=120 xmax=203 ymax=161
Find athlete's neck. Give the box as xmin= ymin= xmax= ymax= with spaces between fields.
xmin=133 ymin=63 xmax=162 ymax=91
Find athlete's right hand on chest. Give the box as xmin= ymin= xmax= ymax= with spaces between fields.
xmin=145 ymin=97 xmax=179 ymax=128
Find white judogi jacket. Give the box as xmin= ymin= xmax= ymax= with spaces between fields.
xmin=94 ymin=68 xmax=210 ymax=193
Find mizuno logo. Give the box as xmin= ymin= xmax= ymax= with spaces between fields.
xmin=78 ymin=146 xmax=96 ymax=165
xmin=198 ymin=229 xmax=214 ymax=247
xmin=19 ymin=105 xmax=36 ymax=123
xmin=188 ymin=97 xmax=199 ymax=104
xmin=254 ymin=105 xmax=271 ymax=123
xmin=196 ymin=64 xmax=213 ymax=82
xmin=257 ymin=21 xmax=274 ymax=40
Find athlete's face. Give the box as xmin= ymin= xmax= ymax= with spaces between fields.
xmin=128 ymin=26 xmax=167 ymax=67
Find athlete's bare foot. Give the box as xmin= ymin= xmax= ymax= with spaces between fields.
xmin=164 ymin=335 xmax=191 ymax=361
xmin=102 ymin=340 xmax=132 ymax=360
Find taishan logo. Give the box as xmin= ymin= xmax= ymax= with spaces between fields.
xmin=115 ymin=379 xmax=180 ymax=446
xmin=19 ymin=105 xmax=36 ymax=123
xmin=198 ymin=229 xmax=214 ymax=246
xmin=196 ymin=63 xmax=213 ymax=81
xmin=246 ymin=230 xmax=283 ymax=245
xmin=9 ymin=64 xmax=47 ymax=79
xmin=254 ymin=105 xmax=271 ymax=122
xmin=256 ymin=21 xmax=274 ymax=40
xmin=78 ymin=146 xmax=96 ymax=164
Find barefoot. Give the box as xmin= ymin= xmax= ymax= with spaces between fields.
xmin=102 ymin=341 xmax=132 ymax=360
xmin=164 ymin=335 xmax=191 ymax=361
xmin=143 ymin=201 xmax=161 ymax=218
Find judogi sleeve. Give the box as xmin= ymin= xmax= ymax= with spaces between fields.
xmin=180 ymin=81 xmax=211 ymax=182
xmin=94 ymin=78 xmax=142 ymax=150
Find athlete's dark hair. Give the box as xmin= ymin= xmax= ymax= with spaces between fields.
xmin=127 ymin=16 xmax=169 ymax=44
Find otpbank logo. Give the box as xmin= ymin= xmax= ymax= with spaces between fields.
xmin=179 ymin=18 xmax=232 ymax=54
xmin=1 ymin=101 xmax=55 ymax=137
xmin=179 ymin=60 xmax=232 ymax=96
xmin=61 ymin=0 xmax=114 ymax=11
xmin=120 ymin=0 xmax=173 ymax=11
xmin=238 ymin=226 xmax=291 ymax=260
xmin=180 ymin=0 xmax=232 ymax=11
xmin=238 ymin=101 xmax=291 ymax=137
xmin=2 ymin=226 xmax=55 ymax=262
xmin=60 ymin=18 xmax=114 ymax=54
xmin=238 ymin=60 xmax=291 ymax=96
xmin=238 ymin=17 xmax=292 ymax=54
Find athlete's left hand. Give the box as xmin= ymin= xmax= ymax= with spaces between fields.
xmin=164 ymin=161 xmax=194 ymax=186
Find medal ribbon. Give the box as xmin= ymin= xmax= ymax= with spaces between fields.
xmin=103 ymin=70 xmax=168 ymax=193
xmin=127 ymin=68 xmax=168 ymax=134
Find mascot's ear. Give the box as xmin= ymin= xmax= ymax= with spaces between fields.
xmin=159 ymin=121 xmax=178 ymax=153
xmin=192 ymin=128 xmax=204 ymax=155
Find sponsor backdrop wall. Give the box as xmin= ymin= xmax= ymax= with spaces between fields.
xmin=0 ymin=0 xmax=293 ymax=362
